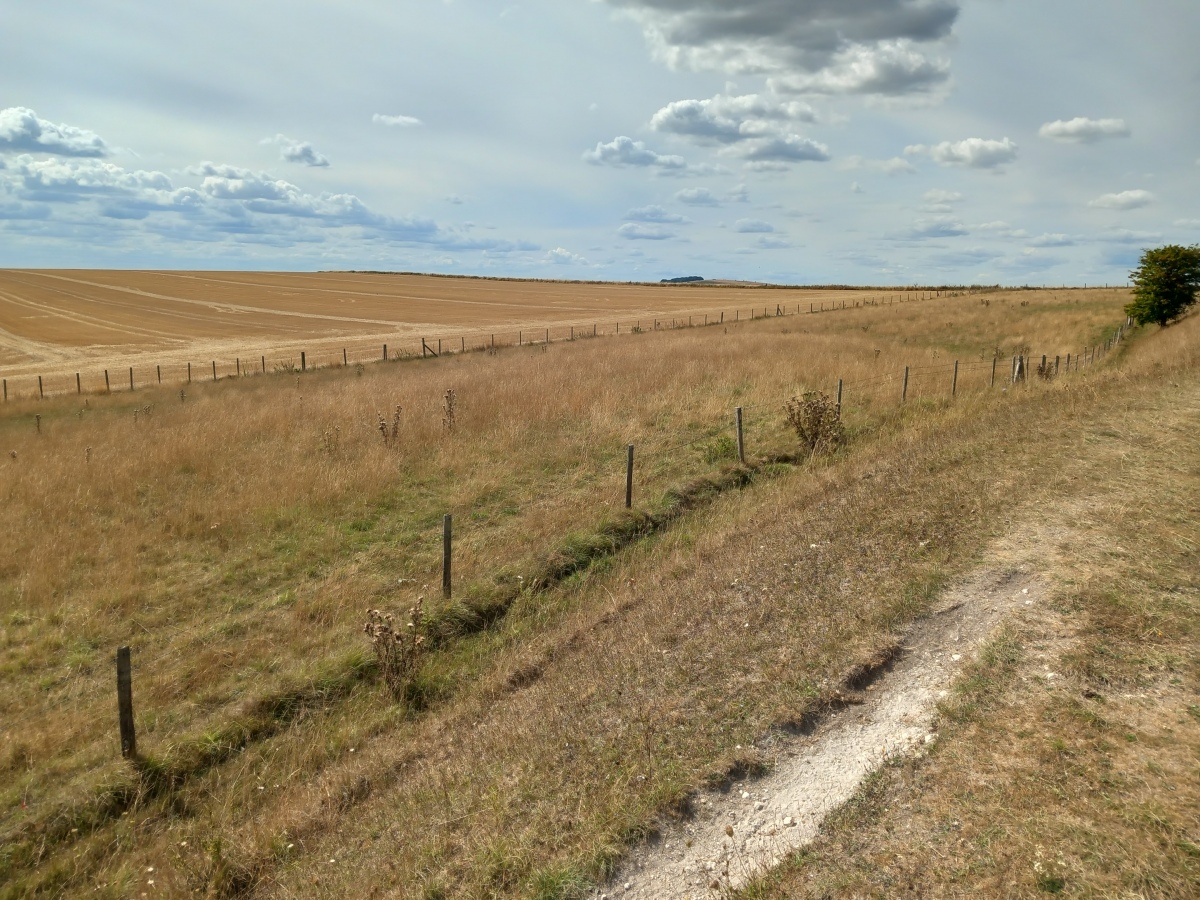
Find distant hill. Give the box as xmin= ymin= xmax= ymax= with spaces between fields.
xmin=661 ymin=276 xmax=705 ymax=284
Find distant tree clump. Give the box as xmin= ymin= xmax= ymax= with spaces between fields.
xmin=1125 ymin=244 xmax=1200 ymax=327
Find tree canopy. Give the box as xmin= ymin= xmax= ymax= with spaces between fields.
xmin=1125 ymin=244 xmax=1200 ymax=327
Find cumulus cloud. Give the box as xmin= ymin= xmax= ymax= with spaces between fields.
xmin=1089 ymin=189 xmax=1154 ymax=210
xmin=618 ymin=222 xmax=674 ymax=240
xmin=264 ymin=134 xmax=330 ymax=167
xmin=906 ymin=137 xmax=1018 ymax=169
xmin=839 ymin=155 xmax=916 ymax=175
xmin=546 ymin=247 xmax=590 ymax=265
xmin=734 ymin=218 xmax=774 ymax=233
xmin=650 ymin=92 xmax=816 ymax=144
xmin=771 ymin=41 xmax=950 ymax=96
xmin=906 ymin=216 xmax=968 ymax=238
xmin=920 ymin=189 xmax=963 ymax=212
xmin=583 ymin=135 xmax=688 ymax=171
xmin=0 ymin=107 xmax=109 ymax=157
xmin=604 ymin=0 xmax=959 ymax=97
xmin=676 ymin=187 xmax=719 ymax=206
xmin=625 ymin=205 xmax=689 ymax=223
xmin=372 ymin=113 xmax=422 ymax=127
xmin=755 ymin=235 xmax=791 ymax=249
xmin=1027 ymin=233 xmax=1075 ymax=247
xmin=740 ymin=134 xmax=830 ymax=166
xmin=1038 ymin=117 xmax=1131 ymax=144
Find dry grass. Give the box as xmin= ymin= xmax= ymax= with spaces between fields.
xmin=0 ymin=286 xmax=1134 ymax=896
xmin=740 ymin=312 xmax=1200 ymax=899
xmin=0 ymin=268 xmax=974 ymax=381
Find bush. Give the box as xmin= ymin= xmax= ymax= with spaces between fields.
xmin=784 ymin=391 xmax=844 ymax=453
xmin=1125 ymin=244 xmax=1200 ymax=326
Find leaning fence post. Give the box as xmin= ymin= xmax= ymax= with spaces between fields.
xmin=38 ymin=376 xmax=44 ymax=399
xmin=117 ymin=646 xmax=136 ymax=759
xmin=442 ymin=514 xmax=453 ymax=600
xmin=343 ymin=348 xmax=348 ymax=366
xmin=952 ymin=360 xmax=959 ymax=397
xmin=735 ymin=407 xmax=745 ymax=464
xmin=902 ymin=366 xmax=909 ymax=404
xmin=156 ymin=365 xmax=161 ymax=385
xmin=991 ymin=356 xmax=997 ymax=387
xmin=626 ymin=444 xmax=634 ymax=509
xmin=261 ymin=356 xmax=266 ymax=374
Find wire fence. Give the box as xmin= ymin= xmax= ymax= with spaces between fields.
xmin=0 ymin=286 xmax=1034 ymax=403
xmin=0 ymin=310 xmax=1135 ymax=766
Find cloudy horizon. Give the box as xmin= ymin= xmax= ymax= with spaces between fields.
xmin=1 ymin=0 xmax=1196 ymax=285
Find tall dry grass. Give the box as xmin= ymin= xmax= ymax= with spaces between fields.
xmin=0 ymin=288 xmax=1129 ymax=894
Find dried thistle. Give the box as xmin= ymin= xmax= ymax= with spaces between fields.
xmin=364 ymin=599 xmax=426 ymax=699
xmin=785 ymin=391 xmax=844 ymax=454
xmin=442 ymin=389 xmax=457 ymax=433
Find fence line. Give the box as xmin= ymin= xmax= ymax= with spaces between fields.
xmin=3 ymin=290 xmax=1127 ymax=403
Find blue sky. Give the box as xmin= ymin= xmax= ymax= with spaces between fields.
xmin=1 ymin=0 xmax=1197 ymax=284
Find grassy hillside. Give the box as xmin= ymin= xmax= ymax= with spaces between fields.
xmin=0 ymin=288 xmax=1147 ymax=897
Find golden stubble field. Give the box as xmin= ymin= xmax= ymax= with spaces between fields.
xmin=0 ymin=269 xmax=952 ymax=391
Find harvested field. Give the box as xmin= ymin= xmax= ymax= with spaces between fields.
xmin=0 ymin=269 xmax=932 ymax=383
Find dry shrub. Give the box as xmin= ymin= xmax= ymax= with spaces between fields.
xmin=364 ymin=599 xmax=425 ymax=698
xmin=785 ymin=391 xmax=844 ymax=453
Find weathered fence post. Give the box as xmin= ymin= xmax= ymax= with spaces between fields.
xmin=1055 ymin=355 xmax=1060 ymax=375
xmin=38 ymin=376 xmax=44 ymax=399
xmin=117 ymin=646 xmax=136 ymax=759
xmin=735 ymin=407 xmax=745 ymax=464
xmin=383 ymin=344 xmax=388 ymax=361
xmin=300 ymin=353 xmax=305 ymax=373
xmin=991 ymin=356 xmax=997 ymax=388
xmin=213 ymin=360 xmax=218 ymax=381
xmin=156 ymin=365 xmax=161 ymax=385
xmin=128 ymin=368 xmax=134 ymax=391
xmin=442 ymin=514 xmax=453 ymax=600
xmin=105 ymin=369 xmax=110 ymax=393
xmin=187 ymin=363 xmax=191 ymax=384
xmin=626 ymin=444 xmax=634 ymax=509
xmin=261 ymin=356 xmax=266 ymax=374
xmin=902 ymin=366 xmax=910 ymax=404
xmin=952 ymin=360 xmax=959 ymax=397
xmin=836 ymin=378 xmax=843 ymax=416
xmin=2 ymin=378 xmax=6 ymax=402
xmin=343 ymin=348 xmax=348 ymax=366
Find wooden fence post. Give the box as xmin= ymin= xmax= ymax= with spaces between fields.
xmin=2 ymin=378 xmax=6 ymax=402
xmin=77 ymin=373 xmax=82 ymax=394
xmin=383 ymin=344 xmax=388 ymax=361
xmin=952 ymin=360 xmax=958 ymax=397
xmin=991 ymin=356 xmax=997 ymax=388
xmin=902 ymin=366 xmax=909 ymax=404
xmin=442 ymin=514 xmax=453 ymax=600
xmin=261 ymin=356 xmax=266 ymax=374
xmin=213 ymin=361 xmax=218 ymax=382
xmin=105 ymin=370 xmax=110 ymax=393
xmin=129 ymin=368 xmax=134 ymax=391
xmin=117 ymin=646 xmax=136 ymax=759
xmin=236 ymin=358 xmax=241 ymax=377
xmin=736 ymin=407 xmax=745 ymax=464
xmin=836 ymin=378 xmax=843 ymax=416
xmin=156 ymin=365 xmax=161 ymax=385
xmin=187 ymin=363 xmax=191 ymax=384
xmin=300 ymin=353 xmax=305 ymax=373
xmin=38 ymin=376 xmax=44 ymax=399
xmin=343 ymin=348 xmax=348 ymax=366
xmin=626 ymin=444 xmax=634 ymax=509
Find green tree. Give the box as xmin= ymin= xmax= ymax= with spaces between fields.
xmin=1125 ymin=244 xmax=1200 ymax=326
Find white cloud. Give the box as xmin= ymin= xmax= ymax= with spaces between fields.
xmin=649 ymin=92 xmax=816 ymax=144
xmin=546 ymin=247 xmax=589 ymax=265
xmin=618 ymin=222 xmax=674 ymax=240
xmin=755 ymin=235 xmax=791 ymax=249
xmin=839 ymin=155 xmax=916 ymax=175
xmin=583 ymin=135 xmax=687 ymax=171
xmin=0 ymin=107 xmax=109 ymax=157
xmin=1027 ymin=233 xmax=1075 ymax=247
xmin=850 ymin=181 xmax=864 ymax=194
xmin=676 ymin=187 xmax=718 ymax=206
xmin=923 ymin=189 xmax=963 ymax=205
xmin=1038 ymin=117 xmax=1131 ymax=144
xmin=263 ymin=134 xmax=330 ymax=168
xmin=906 ymin=217 xmax=969 ymax=238
xmin=906 ymin=137 xmax=1018 ymax=169
xmin=726 ymin=183 xmax=749 ymax=203
xmin=771 ymin=41 xmax=951 ymax=97
xmin=605 ymin=1 xmax=959 ymax=97
xmin=740 ymin=134 xmax=830 ymax=166
xmin=1175 ymin=218 xmax=1200 ymax=228
xmin=624 ymin=204 xmax=689 ymax=223
xmin=734 ymin=218 xmax=774 ymax=233
xmin=372 ymin=113 xmax=423 ymax=127
xmin=1089 ymin=189 xmax=1154 ymax=210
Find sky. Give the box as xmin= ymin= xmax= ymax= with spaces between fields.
xmin=1 ymin=0 xmax=1197 ymax=285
